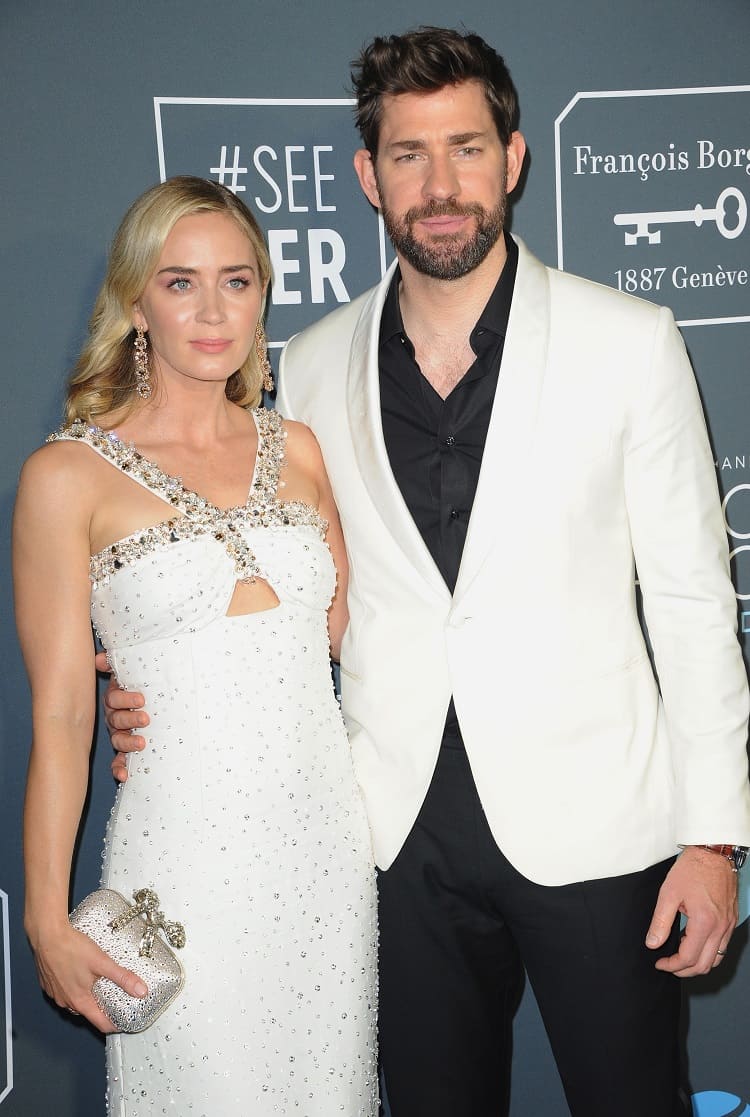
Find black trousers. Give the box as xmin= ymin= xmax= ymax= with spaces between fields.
xmin=377 ymin=737 xmax=687 ymax=1117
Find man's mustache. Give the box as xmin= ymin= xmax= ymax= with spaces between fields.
xmin=403 ymin=200 xmax=485 ymax=223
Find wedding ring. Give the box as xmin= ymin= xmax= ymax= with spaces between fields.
xmin=716 ymin=948 xmax=727 ymax=956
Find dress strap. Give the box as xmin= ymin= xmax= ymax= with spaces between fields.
xmin=49 ymin=410 xmax=288 ymax=514
xmin=47 ymin=420 xmax=185 ymax=513
xmin=250 ymin=408 xmax=286 ymax=504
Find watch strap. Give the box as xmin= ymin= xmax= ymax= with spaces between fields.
xmin=700 ymin=844 xmax=748 ymax=872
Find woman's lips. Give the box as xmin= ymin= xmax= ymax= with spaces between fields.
xmin=190 ymin=338 xmax=233 ymax=352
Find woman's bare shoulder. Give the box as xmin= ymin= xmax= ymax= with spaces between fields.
xmin=17 ymin=437 xmax=104 ymax=510
xmin=280 ymin=418 xmax=324 ymax=468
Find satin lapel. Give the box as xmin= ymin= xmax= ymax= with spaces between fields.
xmin=346 ymin=262 xmax=450 ymax=600
xmin=453 ymin=239 xmax=551 ymax=604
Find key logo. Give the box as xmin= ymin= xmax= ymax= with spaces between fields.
xmin=613 ymin=186 xmax=747 ymax=246
xmin=555 ymin=85 xmax=750 ymax=326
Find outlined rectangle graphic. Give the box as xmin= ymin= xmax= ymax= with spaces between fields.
xmin=555 ymin=85 xmax=750 ymax=327
xmin=0 ymin=890 xmax=13 ymax=1105
xmin=154 ymin=98 xmax=390 ymax=347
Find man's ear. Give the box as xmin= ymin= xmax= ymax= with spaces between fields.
xmin=505 ymin=131 xmax=527 ymax=196
xmin=353 ymin=149 xmax=381 ymax=210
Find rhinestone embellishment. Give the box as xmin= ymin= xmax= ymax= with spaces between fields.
xmin=47 ymin=409 xmax=328 ymax=587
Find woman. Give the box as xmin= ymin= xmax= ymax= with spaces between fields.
xmin=14 ymin=176 xmax=378 ymax=1115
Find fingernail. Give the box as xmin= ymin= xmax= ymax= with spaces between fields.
xmin=134 ymin=980 xmax=147 ymax=997
xmin=646 ymin=933 xmax=658 ymax=946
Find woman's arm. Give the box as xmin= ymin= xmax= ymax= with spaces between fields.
xmin=13 ymin=443 xmax=146 ymax=1031
xmin=282 ymin=421 xmax=349 ymax=662
xmin=319 ymin=474 xmax=349 ymax=664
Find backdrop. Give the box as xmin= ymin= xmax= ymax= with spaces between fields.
xmin=2 ymin=2 xmax=749 ymax=1114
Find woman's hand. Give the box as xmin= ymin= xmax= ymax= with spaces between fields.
xmin=28 ymin=921 xmax=148 ymax=1034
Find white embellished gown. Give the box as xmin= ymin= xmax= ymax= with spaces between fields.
xmin=51 ymin=409 xmax=378 ymax=1116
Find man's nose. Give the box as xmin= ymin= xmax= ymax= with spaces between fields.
xmin=422 ymin=154 xmax=460 ymax=200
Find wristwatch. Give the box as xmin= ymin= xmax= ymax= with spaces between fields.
xmin=700 ymin=844 xmax=749 ymax=873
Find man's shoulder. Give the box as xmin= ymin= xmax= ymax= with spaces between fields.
xmin=558 ymin=267 xmax=662 ymax=313
xmin=550 ymin=259 xmax=667 ymax=328
xmin=516 ymin=236 xmax=667 ymax=327
xmin=278 ymin=271 xmax=391 ymax=417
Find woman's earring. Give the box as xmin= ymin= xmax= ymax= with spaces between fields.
xmin=255 ymin=322 xmax=274 ymax=393
xmin=134 ymin=327 xmax=152 ymax=399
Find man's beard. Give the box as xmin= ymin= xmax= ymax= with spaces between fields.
xmin=379 ymin=194 xmax=506 ymax=280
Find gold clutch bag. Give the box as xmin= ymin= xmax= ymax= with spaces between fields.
xmin=69 ymin=887 xmax=186 ymax=1033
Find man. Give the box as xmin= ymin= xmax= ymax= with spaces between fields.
xmin=107 ymin=27 xmax=750 ymax=1117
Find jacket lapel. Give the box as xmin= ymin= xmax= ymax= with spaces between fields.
xmin=452 ymin=238 xmax=551 ymax=604
xmin=346 ymin=263 xmax=451 ymax=601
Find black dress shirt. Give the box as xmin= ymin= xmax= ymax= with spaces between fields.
xmin=379 ymin=233 xmax=518 ymax=739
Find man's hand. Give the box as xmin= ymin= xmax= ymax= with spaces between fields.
xmin=95 ymin=651 xmax=149 ymax=783
xmin=645 ymin=846 xmax=739 ymax=976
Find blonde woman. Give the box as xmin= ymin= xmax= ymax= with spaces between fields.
xmin=14 ymin=177 xmax=377 ymax=1115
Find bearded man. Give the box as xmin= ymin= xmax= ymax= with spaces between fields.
xmin=107 ymin=27 xmax=750 ymax=1117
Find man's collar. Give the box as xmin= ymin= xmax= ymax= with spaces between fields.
xmin=380 ymin=264 xmax=407 ymax=346
xmin=471 ymin=231 xmax=518 ymax=353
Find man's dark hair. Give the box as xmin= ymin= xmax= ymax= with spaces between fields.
xmin=351 ymin=26 xmax=520 ymax=155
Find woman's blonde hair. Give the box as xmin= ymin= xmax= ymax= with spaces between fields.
xmin=65 ymin=176 xmax=272 ymax=423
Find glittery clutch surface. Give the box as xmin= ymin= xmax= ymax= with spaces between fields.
xmin=69 ymin=887 xmax=186 ymax=1033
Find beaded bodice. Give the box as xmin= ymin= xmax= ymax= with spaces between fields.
xmin=48 ymin=409 xmax=335 ymax=654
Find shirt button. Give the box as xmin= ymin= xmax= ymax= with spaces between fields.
xmin=450 ymin=508 xmax=459 ymax=520
xmin=445 ymin=435 xmax=456 ymax=446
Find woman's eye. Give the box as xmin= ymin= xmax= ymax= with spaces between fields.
xmin=227 ymin=277 xmax=250 ymax=289
xmin=168 ymin=277 xmax=191 ymax=291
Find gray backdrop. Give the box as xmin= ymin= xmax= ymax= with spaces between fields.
xmin=2 ymin=1 xmax=749 ymax=1114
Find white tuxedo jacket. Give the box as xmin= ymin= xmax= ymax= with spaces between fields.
xmin=278 ymin=237 xmax=750 ymax=883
